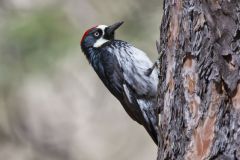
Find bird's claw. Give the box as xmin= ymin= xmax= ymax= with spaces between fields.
xmin=145 ymin=59 xmax=161 ymax=77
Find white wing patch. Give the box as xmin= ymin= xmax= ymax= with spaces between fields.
xmin=123 ymin=84 xmax=132 ymax=103
xmin=93 ymin=25 xmax=109 ymax=48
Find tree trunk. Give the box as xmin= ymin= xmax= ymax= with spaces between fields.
xmin=157 ymin=0 xmax=240 ymax=159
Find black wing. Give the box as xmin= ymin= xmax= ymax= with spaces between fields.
xmin=94 ymin=47 xmax=158 ymax=145
xmin=96 ymin=50 xmax=146 ymax=124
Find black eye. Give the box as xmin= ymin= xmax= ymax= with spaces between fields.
xmin=94 ymin=31 xmax=100 ymax=37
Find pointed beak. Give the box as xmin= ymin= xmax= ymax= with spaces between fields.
xmin=106 ymin=21 xmax=124 ymax=36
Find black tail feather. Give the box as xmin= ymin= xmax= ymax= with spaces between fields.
xmin=142 ymin=109 xmax=159 ymax=146
xmin=144 ymin=121 xmax=159 ymax=145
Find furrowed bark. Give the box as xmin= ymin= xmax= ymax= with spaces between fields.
xmin=157 ymin=0 xmax=240 ymax=159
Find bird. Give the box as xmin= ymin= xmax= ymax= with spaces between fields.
xmin=80 ymin=21 xmax=159 ymax=145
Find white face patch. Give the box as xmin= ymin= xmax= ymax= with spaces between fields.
xmin=93 ymin=25 xmax=109 ymax=48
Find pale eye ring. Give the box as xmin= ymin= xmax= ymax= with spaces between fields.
xmin=94 ymin=32 xmax=100 ymax=37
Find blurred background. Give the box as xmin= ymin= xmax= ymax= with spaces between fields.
xmin=0 ymin=0 xmax=162 ymax=159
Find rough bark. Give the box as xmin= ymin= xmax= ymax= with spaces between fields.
xmin=157 ymin=0 xmax=240 ymax=159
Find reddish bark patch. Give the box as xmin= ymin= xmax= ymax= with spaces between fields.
xmin=183 ymin=55 xmax=199 ymax=117
xmin=168 ymin=14 xmax=178 ymax=46
xmin=186 ymin=116 xmax=216 ymax=160
xmin=185 ymin=84 xmax=220 ymax=160
xmin=183 ymin=55 xmax=193 ymax=68
xmin=187 ymin=75 xmax=196 ymax=95
xmin=168 ymin=71 xmax=174 ymax=91
xmin=194 ymin=116 xmax=216 ymax=158
xmin=232 ymin=84 xmax=240 ymax=110
xmin=168 ymin=1 xmax=182 ymax=46
xmin=189 ymin=100 xmax=199 ymax=118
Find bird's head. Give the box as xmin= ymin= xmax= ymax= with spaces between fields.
xmin=80 ymin=21 xmax=124 ymax=49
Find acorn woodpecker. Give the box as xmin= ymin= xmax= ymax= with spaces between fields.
xmin=80 ymin=21 xmax=159 ymax=145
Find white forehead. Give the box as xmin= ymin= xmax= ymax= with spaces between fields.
xmin=97 ymin=25 xmax=107 ymax=31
